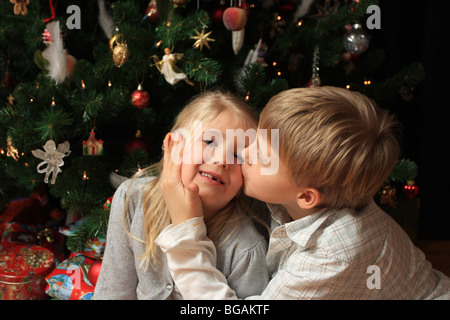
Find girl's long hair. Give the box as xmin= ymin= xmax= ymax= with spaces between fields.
xmin=122 ymin=91 xmax=264 ymax=270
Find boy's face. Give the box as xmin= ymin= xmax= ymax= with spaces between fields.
xmin=241 ymin=129 xmax=299 ymax=204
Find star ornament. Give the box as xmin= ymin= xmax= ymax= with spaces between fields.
xmin=190 ymin=27 xmax=215 ymax=51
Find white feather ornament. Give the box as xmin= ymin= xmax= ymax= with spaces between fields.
xmin=98 ymin=0 xmax=115 ymax=39
xmin=41 ymin=21 xmax=68 ymax=84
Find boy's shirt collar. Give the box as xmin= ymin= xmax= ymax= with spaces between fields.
xmin=266 ymin=203 xmax=330 ymax=247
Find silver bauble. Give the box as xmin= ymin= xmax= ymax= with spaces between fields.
xmin=343 ymin=23 xmax=370 ymax=55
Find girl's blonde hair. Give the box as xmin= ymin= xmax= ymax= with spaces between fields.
xmin=260 ymin=86 xmax=402 ymax=210
xmin=124 ymin=91 xmax=260 ymax=270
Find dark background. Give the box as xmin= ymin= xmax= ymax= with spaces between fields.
xmin=376 ymin=0 xmax=450 ymax=239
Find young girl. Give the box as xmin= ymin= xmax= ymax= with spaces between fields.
xmin=94 ymin=91 xmax=269 ymax=299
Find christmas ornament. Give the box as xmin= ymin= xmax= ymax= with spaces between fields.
xmin=223 ymin=7 xmax=247 ymax=31
xmin=172 ymin=0 xmax=190 ymax=7
xmin=2 ymin=63 xmax=16 ymax=89
xmin=379 ymin=184 xmax=398 ymax=208
xmin=232 ymin=29 xmax=245 ymax=55
xmin=6 ymin=136 xmax=20 ymax=161
xmin=131 ymin=84 xmax=151 ymax=109
xmin=277 ymin=0 xmax=295 ymax=12
xmin=307 ymin=45 xmax=321 ymax=87
xmin=151 ymin=48 xmax=194 ymax=86
xmin=87 ymin=260 xmax=102 ymax=286
xmin=82 ymin=130 xmax=104 ymax=156
xmin=98 ymin=0 xmax=115 ymax=39
xmin=41 ymin=21 xmax=76 ymax=83
xmin=109 ymin=34 xmax=129 ymax=67
xmin=211 ymin=4 xmax=226 ymax=25
xmin=403 ymin=180 xmax=419 ymax=200
xmin=125 ymin=130 xmax=150 ymax=155
xmin=41 ymin=27 xmax=64 ymax=46
xmin=191 ymin=27 xmax=215 ymax=51
xmin=270 ymin=13 xmax=286 ymax=39
xmin=10 ymin=0 xmax=30 ymax=16
xmin=31 ymin=140 xmax=71 ymax=185
xmin=343 ymin=23 xmax=370 ymax=55
xmin=7 ymin=93 xmax=15 ymax=106
xmin=143 ymin=0 xmax=159 ymax=22
xmin=103 ymin=196 xmax=114 ymax=210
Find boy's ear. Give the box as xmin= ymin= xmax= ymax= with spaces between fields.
xmin=296 ymin=187 xmax=323 ymax=210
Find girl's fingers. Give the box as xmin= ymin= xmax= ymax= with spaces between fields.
xmin=162 ymin=131 xmax=184 ymax=184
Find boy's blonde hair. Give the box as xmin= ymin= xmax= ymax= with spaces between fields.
xmin=124 ymin=91 xmax=259 ymax=270
xmin=260 ymin=86 xmax=402 ymax=210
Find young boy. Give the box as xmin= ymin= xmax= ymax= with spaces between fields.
xmin=156 ymin=86 xmax=450 ymax=299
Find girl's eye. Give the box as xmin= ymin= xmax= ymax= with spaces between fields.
xmin=234 ymin=153 xmax=244 ymax=163
xmin=203 ymin=139 xmax=215 ymax=145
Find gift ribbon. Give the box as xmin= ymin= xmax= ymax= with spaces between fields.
xmin=44 ymin=0 xmax=58 ymax=23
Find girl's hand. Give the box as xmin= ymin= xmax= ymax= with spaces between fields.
xmin=161 ymin=132 xmax=203 ymax=225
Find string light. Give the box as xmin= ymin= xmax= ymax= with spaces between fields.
xmin=297 ymin=20 xmax=303 ymax=27
xmin=346 ymin=85 xmax=351 ymax=89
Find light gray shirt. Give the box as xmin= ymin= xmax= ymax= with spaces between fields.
xmin=94 ymin=177 xmax=269 ymax=300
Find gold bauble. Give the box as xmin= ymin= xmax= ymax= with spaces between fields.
xmin=112 ymin=44 xmax=129 ymax=67
xmin=109 ymin=34 xmax=129 ymax=67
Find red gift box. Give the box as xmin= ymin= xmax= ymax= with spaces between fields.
xmin=0 ymin=244 xmax=55 ymax=300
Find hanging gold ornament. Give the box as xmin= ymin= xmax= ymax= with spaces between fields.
xmin=109 ymin=34 xmax=129 ymax=67
xmin=6 ymin=136 xmax=20 ymax=161
xmin=172 ymin=0 xmax=190 ymax=8
xmin=190 ymin=27 xmax=215 ymax=51
xmin=10 ymin=0 xmax=29 ymax=16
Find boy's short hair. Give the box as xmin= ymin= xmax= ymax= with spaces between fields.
xmin=260 ymin=86 xmax=402 ymax=210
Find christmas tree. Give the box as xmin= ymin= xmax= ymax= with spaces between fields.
xmin=0 ymin=0 xmax=423 ymax=253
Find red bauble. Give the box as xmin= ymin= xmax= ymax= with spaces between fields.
xmin=277 ymin=0 xmax=295 ymax=12
xmin=211 ymin=5 xmax=226 ymax=25
xmin=88 ymin=260 xmax=102 ymax=286
xmin=131 ymin=84 xmax=150 ymax=109
xmin=223 ymin=7 xmax=247 ymax=31
xmin=125 ymin=130 xmax=150 ymax=155
xmin=2 ymin=71 xmax=16 ymax=89
xmin=403 ymin=181 xmax=419 ymax=200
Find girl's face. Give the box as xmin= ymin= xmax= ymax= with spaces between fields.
xmin=180 ymin=109 xmax=253 ymax=220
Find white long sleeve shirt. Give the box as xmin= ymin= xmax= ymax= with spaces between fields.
xmin=156 ymin=200 xmax=450 ymax=299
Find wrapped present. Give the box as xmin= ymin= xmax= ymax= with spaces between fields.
xmin=0 ymin=244 xmax=55 ymax=300
xmin=45 ymin=252 xmax=97 ymax=300
xmin=0 ymin=222 xmax=66 ymax=263
xmin=59 ymin=220 xmax=105 ymax=259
